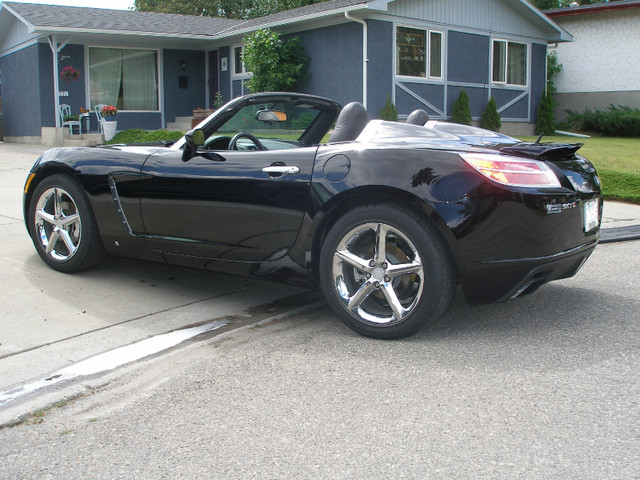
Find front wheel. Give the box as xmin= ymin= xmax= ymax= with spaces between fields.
xmin=28 ymin=174 xmax=105 ymax=273
xmin=319 ymin=204 xmax=456 ymax=339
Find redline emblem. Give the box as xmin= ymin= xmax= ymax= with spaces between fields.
xmin=546 ymin=202 xmax=578 ymax=214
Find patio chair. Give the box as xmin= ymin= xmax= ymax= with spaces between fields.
xmin=95 ymin=104 xmax=106 ymax=133
xmin=59 ymin=104 xmax=81 ymax=135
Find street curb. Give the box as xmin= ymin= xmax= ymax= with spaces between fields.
xmin=600 ymin=225 xmax=640 ymax=244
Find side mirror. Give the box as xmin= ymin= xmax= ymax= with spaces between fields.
xmin=182 ymin=128 xmax=205 ymax=162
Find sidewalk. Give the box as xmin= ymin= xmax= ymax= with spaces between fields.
xmin=600 ymin=201 xmax=640 ymax=243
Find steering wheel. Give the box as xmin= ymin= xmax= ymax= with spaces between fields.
xmin=228 ymin=132 xmax=266 ymax=151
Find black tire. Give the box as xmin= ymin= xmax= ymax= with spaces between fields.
xmin=319 ymin=203 xmax=456 ymax=339
xmin=28 ymin=174 xmax=105 ymax=273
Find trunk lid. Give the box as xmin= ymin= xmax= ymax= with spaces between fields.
xmin=501 ymin=142 xmax=601 ymax=194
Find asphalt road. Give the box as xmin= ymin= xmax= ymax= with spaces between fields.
xmin=1 ymin=143 xmax=639 ymax=478
xmin=1 ymin=242 xmax=638 ymax=479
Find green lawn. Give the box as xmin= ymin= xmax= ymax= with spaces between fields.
xmin=518 ymin=135 xmax=640 ymax=204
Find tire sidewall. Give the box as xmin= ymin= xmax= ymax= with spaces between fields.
xmin=28 ymin=174 xmax=104 ymax=273
xmin=319 ymin=203 xmax=455 ymax=339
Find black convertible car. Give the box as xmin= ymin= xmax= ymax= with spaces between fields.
xmin=24 ymin=92 xmax=602 ymax=339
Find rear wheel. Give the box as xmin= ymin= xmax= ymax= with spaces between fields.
xmin=28 ymin=174 xmax=105 ymax=273
xmin=319 ymin=204 xmax=455 ymax=339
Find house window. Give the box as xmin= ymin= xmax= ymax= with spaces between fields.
xmin=492 ymin=40 xmax=527 ymax=86
xmin=89 ymin=47 xmax=158 ymax=110
xmin=233 ymin=45 xmax=250 ymax=76
xmin=396 ymin=26 xmax=443 ymax=79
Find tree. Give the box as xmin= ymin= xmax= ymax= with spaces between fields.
xmin=480 ymin=97 xmax=501 ymax=132
xmin=134 ymin=0 xmax=324 ymax=19
xmin=546 ymin=51 xmax=563 ymax=95
xmin=450 ymin=89 xmax=472 ymax=125
xmin=530 ymin=0 xmax=623 ymax=10
xmin=378 ymin=96 xmax=398 ymax=121
xmin=535 ymin=89 xmax=556 ymax=136
xmin=241 ymin=28 xmax=308 ymax=92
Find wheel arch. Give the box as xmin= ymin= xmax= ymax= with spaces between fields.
xmin=308 ymin=186 xmax=459 ymax=286
xmin=23 ymin=163 xmax=77 ymax=228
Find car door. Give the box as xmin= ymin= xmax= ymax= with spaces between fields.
xmin=138 ymin=147 xmax=316 ymax=262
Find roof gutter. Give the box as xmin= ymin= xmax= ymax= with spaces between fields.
xmin=211 ymin=4 xmax=368 ymax=38
xmin=31 ymin=27 xmax=218 ymax=41
xmin=344 ymin=11 xmax=368 ymax=110
xmin=545 ymin=2 xmax=640 ymax=17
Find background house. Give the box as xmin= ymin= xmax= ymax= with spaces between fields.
xmin=546 ymin=0 xmax=640 ymax=121
xmin=0 ymin=0 xmax=571 ymax=144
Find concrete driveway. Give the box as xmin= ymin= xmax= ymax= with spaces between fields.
xmin=0 ymin=142 xmax=314 ymax=412
xmin=0 ymin=142 xmax=639 ymax=478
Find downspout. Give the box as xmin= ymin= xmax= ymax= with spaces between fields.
xmin=344 ymin=12 xmax=367 ymax=110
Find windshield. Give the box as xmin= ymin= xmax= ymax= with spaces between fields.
xmin=205 ymin=102 xmax=323 ymax=151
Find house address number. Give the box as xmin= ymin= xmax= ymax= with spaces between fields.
xmin=58 ymin=91 xmax=69 ymax=96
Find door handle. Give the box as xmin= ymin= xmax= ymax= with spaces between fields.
xmin=262 ymin=165 xmax=300 ymax=177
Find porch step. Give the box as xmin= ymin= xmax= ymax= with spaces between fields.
xmin=63 ymin=133 xmax=104 ymax=147
xmin=166 ymin=116 xmax=192 ymax=132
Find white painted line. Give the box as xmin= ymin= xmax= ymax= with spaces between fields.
xmin=0 ymin=320 xmax=227 ymax=407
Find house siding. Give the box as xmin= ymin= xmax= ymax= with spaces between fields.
xmin=386 ymin=0 xmax=548 ymax=39
xmin=217 ymin=46 xmax=231 ymax=104
xmin=55 ymin=43 xmax=85 ymax=125
xmin=447 ymin=31 xmax=490 ymax=85
xmin=1 ymin=44 xmax=42 ymax=137
xmin=550 ymin=9 xmax=640 ymax=120
xmin=530 ymin=42 xmax=546 ymax=122
xmin=297 ymin=23 xmax=363 ymax=107
xmin=0 ymin=11 xmax=33 ymax=54
xmin=367 ymin=19 xmax=394 ymax=117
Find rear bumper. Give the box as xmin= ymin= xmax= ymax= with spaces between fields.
xmin=461 ymin=239 xmax=598 ymax=304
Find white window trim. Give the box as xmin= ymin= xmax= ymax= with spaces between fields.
xmin=85 ymin=45 xmax=161 ymax=113
xmin=394 ymin=24 xmax=444 ymax=82
xmin=491 ymin=38 xmax=529 ymax=88
xmin=231 ymin=44 xmax=252 ymax=79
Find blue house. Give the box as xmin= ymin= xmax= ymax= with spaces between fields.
xmin=0 ymin=0 xmax=571 ymax=143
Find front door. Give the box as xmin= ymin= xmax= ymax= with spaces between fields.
xmin=208 ymin=50 xmax=218 ymax=109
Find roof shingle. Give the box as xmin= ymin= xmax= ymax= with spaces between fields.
xmin=3 ymin=0 xmax=371 ymax=38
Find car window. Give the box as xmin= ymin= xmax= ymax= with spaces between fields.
xmin=205 ymin=102 xmax=322 ymax=151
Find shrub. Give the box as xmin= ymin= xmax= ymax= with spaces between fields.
xmin=378 ymin=96 xmax=398 ymax=121
xmin=106 ymin=129 xmax=184 ymax=145
xmin=564 ymin=106 xmax=640 ymax=137
xmin=242 ymin=28 xmax=308 ymax=93
xmin=535 ymin=89 xmax=556 ymax=136
xmin=480 ymin=97 xmax=501 ymax=132
xmin=451 ymin=89 xmax=471 ymax=125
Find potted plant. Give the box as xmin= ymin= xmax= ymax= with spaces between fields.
xmin=79 ymin=108 xmax=90 ymax=133
xmin=192 ymin=107 xmax=213 ymax=128
xmin=101 ymin=105 xmax=118 ymax=120
xmin=100 ymin=105 xmax=118 ymax=140
xmin=60 ymin=66 xmax=80 ymax=82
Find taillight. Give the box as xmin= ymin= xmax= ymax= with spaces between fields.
xmin=461 ymin=153 xmax=561 ymax=188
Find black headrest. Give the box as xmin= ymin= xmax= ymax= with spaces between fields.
xmin=406 ymin=109 xmax=430 ymax=126
xmin=328 ymin=102 xmax=369 ymax=143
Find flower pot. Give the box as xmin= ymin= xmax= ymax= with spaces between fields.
xmin=101 ymin=119 xmax=117 ymax=141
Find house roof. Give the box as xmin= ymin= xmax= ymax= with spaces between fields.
xmin=545 ymin=0 xmax=640 ymax=18
xmin=1 ymin=2 xmax=242 ymax=38
xmin=0 ymin=0 xmax=572 ymax=48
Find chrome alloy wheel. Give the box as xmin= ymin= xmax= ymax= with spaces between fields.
xmin=33 ymin=187 xmax=82 ymax=261
xmin=332 ymin=222 xmax=424 ymax=325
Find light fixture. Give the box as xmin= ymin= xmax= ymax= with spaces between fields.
xmin=180 ymin=60 xmax=186 ymax=70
